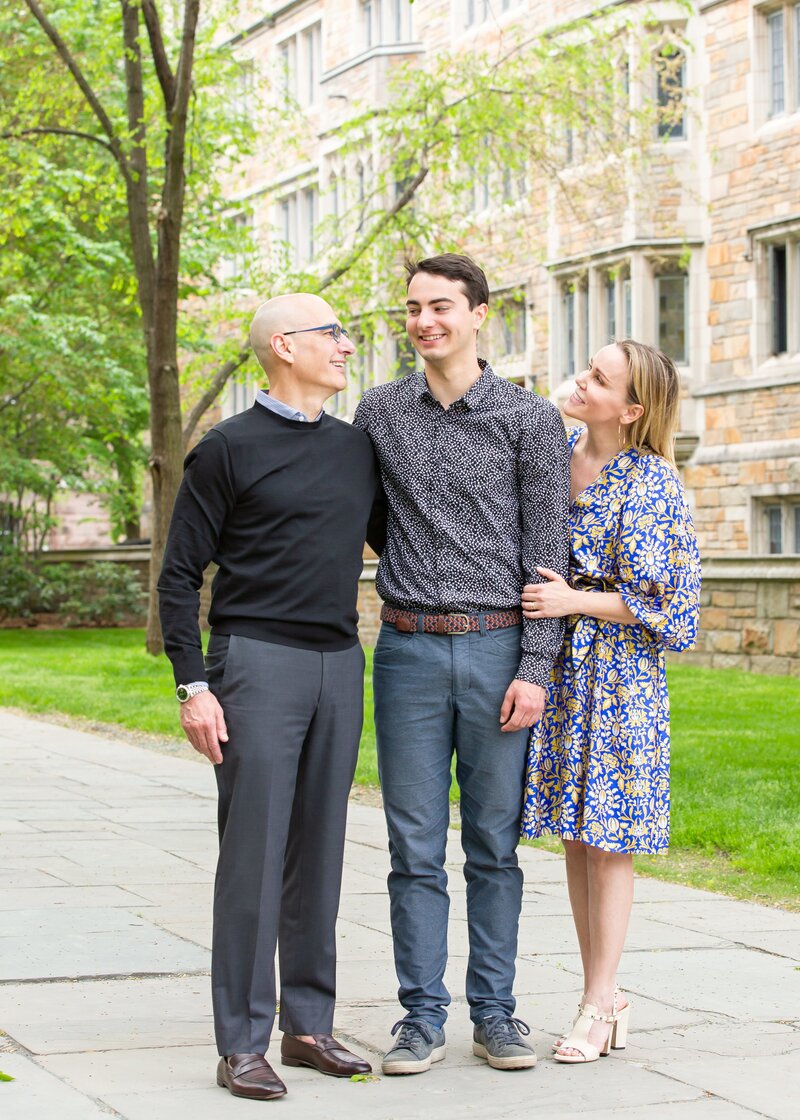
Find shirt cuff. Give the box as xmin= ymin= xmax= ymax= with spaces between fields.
xmin=515 ymin=651 xmax=552 ymax=688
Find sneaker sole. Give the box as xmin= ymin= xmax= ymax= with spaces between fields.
xmin=381 ymin=1045 xmax=446 ymax=1075
xmin=472 ymin=1042 xmax=537 ymax=1070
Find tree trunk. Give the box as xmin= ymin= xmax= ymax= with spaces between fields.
xmin=144 ymin=345 xmax=184 ymax=655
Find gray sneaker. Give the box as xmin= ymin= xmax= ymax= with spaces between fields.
xmin=472 ymin=1016 xmax=537 ymax=1070
xmin=381 ymin=1019 xmax=446 ymax=1075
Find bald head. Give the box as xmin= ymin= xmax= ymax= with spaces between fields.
xmin=249 ymin=293 xmax=336 ymax=372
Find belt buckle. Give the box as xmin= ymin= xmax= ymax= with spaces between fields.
xmin=447 ymin=612 xmax=471 ymax=636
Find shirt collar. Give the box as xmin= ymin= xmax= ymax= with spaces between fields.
xmin=415 ymin=358 xmax=497 ymax=411
xmin=256 ymin=388 xmax=323 ymax=422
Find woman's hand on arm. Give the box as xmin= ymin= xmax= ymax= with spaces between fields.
xmin=522 ymin=567 xmax=638 ymax=624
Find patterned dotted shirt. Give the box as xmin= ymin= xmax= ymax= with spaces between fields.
xmin=354 ymin=359 xmax=571 ymax=686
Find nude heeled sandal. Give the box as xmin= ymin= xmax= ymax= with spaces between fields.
xmin=554 ymin=992 xmax=630 ymax=1064
xmin=552 ymin=988 xmax=625 ymax=1052
xmin=610 ymin=1000 xmax=630 ymax=1050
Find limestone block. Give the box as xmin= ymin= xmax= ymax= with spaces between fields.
xmin=741 ymin=624 xmax=771 ymax=653
xmin=773 ymin=620 xmax=800 ymax=657
xmin=701 ymin=607 xmax=730 ymax=629
xmin=750 ymin=655 xmax=793 ymax=676
xmin=757 ymin=583 xmax=790 ymax=619
xmin=711 ymin=653 xmax=749 ymax=670
xmin=708 ymin=630 xmax=741 ymax=654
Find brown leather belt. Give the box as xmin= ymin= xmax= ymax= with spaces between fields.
xmin=380 ymin=604 xmax=522 ymax=635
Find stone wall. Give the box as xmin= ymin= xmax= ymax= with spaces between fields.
xmin=34 ymin=552 xmax=800 ymax=678
xmin=680 ymin=558 xmax=800 ymax=676
xmin=363 ymin=558 xmax=800 ymax=678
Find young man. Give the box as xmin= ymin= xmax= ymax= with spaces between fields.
xmin=158 ymin=293 xmax=384 ymax=1101
xmin=354 ymin=255 xmax=570 ymax=1075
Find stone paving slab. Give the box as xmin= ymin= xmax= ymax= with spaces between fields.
xmin=1 ymin=710 xmax=798 ymax=1120
xmin=0 ymin=975 xmax=213 ymax=1053
xmin=0 ymin=1052 xmax=114 ymax=1120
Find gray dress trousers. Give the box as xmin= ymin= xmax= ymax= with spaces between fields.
xmin=205 ymin=632 xmax=365 ymax=1056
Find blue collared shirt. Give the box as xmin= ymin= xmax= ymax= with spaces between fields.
xmin=255 ymin=389 xmax=323 ymax=422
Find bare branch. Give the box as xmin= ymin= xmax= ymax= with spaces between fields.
xmin=23 ymin=0 xmax=130 ymax=184
xmin=1 ymin=125 xmax=114 ymax=152
xmin=318 ymin=165 xmax=429 ymax=291
xmin=182 ymin=347 xmax=250 ymax=447
xmin=0 ymin=375 xmax=41 ymax=414
xmin=141 ymin=0 xmax=176 ymax=109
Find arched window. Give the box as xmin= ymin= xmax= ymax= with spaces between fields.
xmin=655 ymin=46 xmax=686 ymax=140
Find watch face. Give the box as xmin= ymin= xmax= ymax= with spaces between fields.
xmin=176 ymin=686 xmax=189 ymax=702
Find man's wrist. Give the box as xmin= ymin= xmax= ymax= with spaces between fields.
xmin=176 ymin=681 xmax=210 ymax=703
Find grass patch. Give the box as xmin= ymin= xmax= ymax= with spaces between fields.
xmin=1 ymin=631 xmax=798 ymax=908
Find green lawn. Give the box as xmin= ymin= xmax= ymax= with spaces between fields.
xmin=1 ymin=629 xmax=798 ymax=908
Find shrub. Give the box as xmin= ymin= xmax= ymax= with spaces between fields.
xmin=0 ymin=553 xmax=146 ymax=626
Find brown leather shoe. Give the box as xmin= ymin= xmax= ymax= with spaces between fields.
xmin=216 ymin=1053 xmax=287 ymax=1100
xmin=281 ymin=1034 xmax=372 ymax=1078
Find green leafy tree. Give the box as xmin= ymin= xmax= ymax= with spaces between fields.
xmin=2 ymin=0 xmax=262 ymax=651
xmin=2 ymin=1 xmax=684 ymax=653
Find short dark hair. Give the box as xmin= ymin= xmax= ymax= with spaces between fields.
xmin=404 ymin=254 xmax=490 ymax=310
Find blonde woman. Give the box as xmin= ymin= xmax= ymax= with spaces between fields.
xmin=521 ymin=340 xmax=701 ymax=1064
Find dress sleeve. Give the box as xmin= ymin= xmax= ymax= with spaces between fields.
xmin=616 ymin=455 xmax=701 ymax=652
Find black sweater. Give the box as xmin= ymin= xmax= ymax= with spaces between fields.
xmin=158 ymin=402 xmax=383 ymax=685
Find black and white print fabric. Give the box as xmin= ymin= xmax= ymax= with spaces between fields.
xmin=354 ymin=359 xmax=571 ymax=686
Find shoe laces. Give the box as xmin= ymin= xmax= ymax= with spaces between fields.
xmin=390 ymin=1019 xmax=436 ymax=1052
xmin=482 ymin=1015 xmax=531 ymax=1045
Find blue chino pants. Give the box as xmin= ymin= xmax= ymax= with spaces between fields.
xmin=373 ymin=621 xmax=529 ymax=1029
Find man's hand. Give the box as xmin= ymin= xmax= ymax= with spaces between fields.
xmin=521 ymin=567 xmax=577 ymax=619
xmin=180 ymin=690 xmax=228 ymax=764
xmin=499 ymin=679 xmax=546 ymax=732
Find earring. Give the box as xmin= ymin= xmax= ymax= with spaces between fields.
xmin=618 ymin=423 xmax=625 ymax=450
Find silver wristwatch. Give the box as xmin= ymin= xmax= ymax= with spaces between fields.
xmin=176 ymin=682 xmax=210 ymax=703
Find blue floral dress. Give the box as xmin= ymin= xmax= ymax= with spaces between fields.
xmin=521 ymin=428 xmax=701 ymax=854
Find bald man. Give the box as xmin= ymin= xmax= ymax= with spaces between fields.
xmin=158 ymin=294 xmax=385 ymax=1101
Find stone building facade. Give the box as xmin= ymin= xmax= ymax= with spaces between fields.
xmin=221 ymin=0 xmax=800 ymax=674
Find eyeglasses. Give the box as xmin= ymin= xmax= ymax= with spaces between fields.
xmin=282 ymin=323 xmax=350 ymax=343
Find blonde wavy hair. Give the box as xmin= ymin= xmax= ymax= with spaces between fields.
xmin=616 ymin=339 xmax=681 ymax=468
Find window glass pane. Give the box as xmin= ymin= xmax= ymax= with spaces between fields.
xmin=656 ymin=49 xmax=686 ymax=138
xmin=794 ymin=506 xmax=800 ymax=553
xmin=766 ymin=506 xmax=783 ymax=554
xmin=580 ymin=286 xmax=589 ymax=369
xmin=623 ymin=278 xmax=632 ymax=337
xmin=279 ymin=43 xmax=291 ymax=95
xmin=564 ymin=289 xmax=575 ymax=377
xmin=606 ymin=278 xmax=616 ymax=342
xmin=796 ymin=3 xmax=800 ymax=108
xmin=364 ymin=0 xmax=379 ymax=47
xmin=771 ymin=244 xmax=788 ymax=355
xmin=768 ymin=10 xmax=785 ymax=116
xmin=393 ymin=333 xmax=417 ymax=378
xmin=394 ymin=0 xmax=408 ymax=40
xmin=657 ymin=274 xmax=687 ymax=363
xmin=565 ymin=125 xmax=574 ymax=164
xmin=497 ymin=301 xmax=526 ymax=356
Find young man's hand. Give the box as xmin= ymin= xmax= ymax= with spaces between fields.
xmin=180 ymin=691 xmax=228 ymax=764
xmin=499 ymin=680 xmax=546 ymax=732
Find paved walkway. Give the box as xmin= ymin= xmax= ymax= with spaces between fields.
xmin=0 ymin=711 xmax=798 ymax=1120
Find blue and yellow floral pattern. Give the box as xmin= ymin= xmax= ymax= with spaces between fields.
xmin=521 ymin=428 xmax=701 ymax=854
